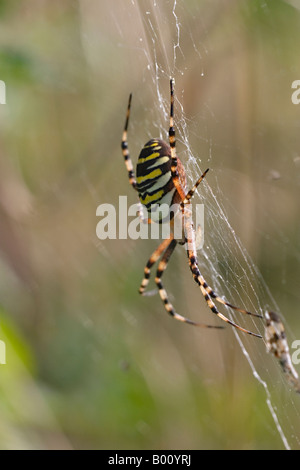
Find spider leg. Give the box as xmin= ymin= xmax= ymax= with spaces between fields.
xmin=181 ymin=168 xmax=210 ymax=205
xmin=169 ymin=78 xmax=187 ymax=201
xmin=185 ymin=220 xmax=262 ymax=338
xmin=182 ymin=171 xmax=262 ymax=320
xmin=139 ymin=236 xmax=173 ymax=295
xmin=201 ymin=284 xmax=262 ymax=318
xmin=154 ymin=236 xmax=224 ymax=329
xmin=166 ymin=85 xmax=258 ymax=334
xmin=122 ymin=93 xmax=137 ymax=190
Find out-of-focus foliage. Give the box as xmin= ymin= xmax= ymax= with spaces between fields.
xmin=0 ymin=0 xmax=299 ymax=449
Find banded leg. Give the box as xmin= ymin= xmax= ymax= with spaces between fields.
xmin=155 ymin=237 xmax=224 ymax=328
xmin=139 ymin=236 xmax=173 ymax=296
xmin=179 ymin=169 xmax=262 ymax=320
xmin=185 ymin=220 xmax=262 ymax=337
xmin=181 ymin=168 xmax=210 ymax=206
xmin=122 ymin=93 xmax=137 ymax=190
xmin=169 ymin=79 xmax=186 ymax=201
xmin=202 ymin=281 xmax=262 ymax=318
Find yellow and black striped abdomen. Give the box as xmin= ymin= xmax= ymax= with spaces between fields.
xmin=136 ymin=139 xmax=186 ymax=222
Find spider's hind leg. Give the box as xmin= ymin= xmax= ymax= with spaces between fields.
xmin=178 ymin=168 xmax=262 ymax=334
xmin=186 ymin=249 xmax=262 ymax=338
xmin=139 ymin=236 xmax=172 ymax=296
xmin=154 ymin=236 xmax=224 ymax=329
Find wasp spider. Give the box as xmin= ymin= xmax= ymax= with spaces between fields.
xmin=121 ymin=78 xmax=262 ymax=337
xmin=265 ymin=311 xmax=300 ymax=392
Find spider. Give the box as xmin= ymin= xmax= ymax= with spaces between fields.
xmin=265 ymin=311 xmax=300 ymax=393
xmin=121 ymin=78 xmax=262 ymax=338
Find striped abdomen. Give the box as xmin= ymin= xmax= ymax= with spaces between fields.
xmin=136 ymin=139 xmax=186 ymax=222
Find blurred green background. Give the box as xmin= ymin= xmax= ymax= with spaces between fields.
xmin=0 ymin=0 xmax=300 ymax=449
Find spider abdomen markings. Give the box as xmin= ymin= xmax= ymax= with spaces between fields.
xmin=136 ymin=139 xmax=175 ymax=212
xmin=136 ymin=139 xmax=187 ymax=221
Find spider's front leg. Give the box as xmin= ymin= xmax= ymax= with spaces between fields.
xmin=121 ymin=93 xmax=138 ymax=191
xmin=169 ymin=79 xmax=187 ymax=202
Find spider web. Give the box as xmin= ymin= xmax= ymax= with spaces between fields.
xmin=94 ymin=0 xmax=300 ymax=449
